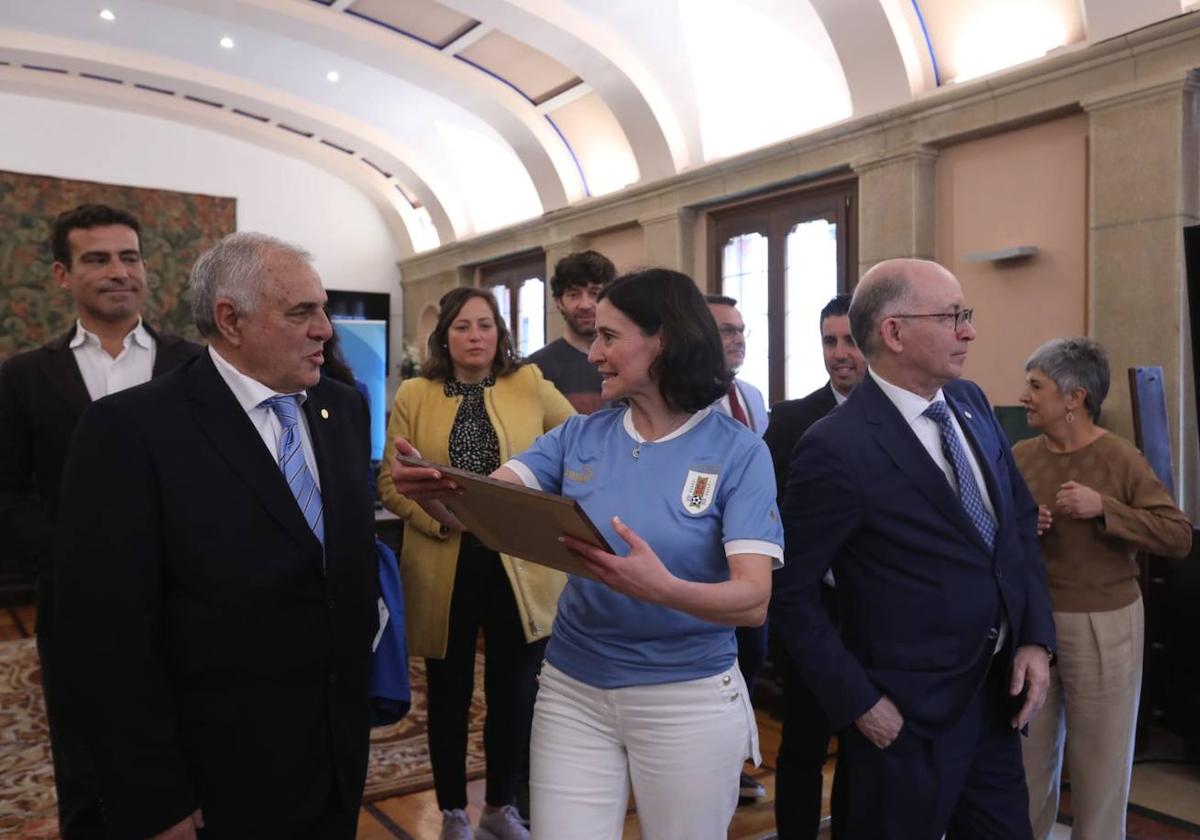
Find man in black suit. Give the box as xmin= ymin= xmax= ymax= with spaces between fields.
xmin=0 ymin=204 xmax=201 ymax=838
xmin=762 ymin=293 xmax=864 ymax=838
xmin=55 ymin=233 xmax=378 ymax=839
xmin=772 ymin=259 xmax=1055 ymax=839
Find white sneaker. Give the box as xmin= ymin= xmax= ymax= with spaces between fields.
xmin=476 ymin=804 xmax=530 ymax=840
xmin=440 ymin=808 xmax=474 ymax=840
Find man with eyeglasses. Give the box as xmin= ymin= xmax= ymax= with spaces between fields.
xmin=771 ymin=259 xmax=1054 ymax=839
xmin=706 ymin=294 xmax=768 ymax=434
xmin=704 ymin=293 xmax=770 ymax=805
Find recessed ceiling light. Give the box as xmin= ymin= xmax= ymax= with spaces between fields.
xmin=326 ymin=70 xmax=340 ymax=83
xmin=99 ymin=9 xmax=116 ymax=21
xmin=219 ymin=36 xmax=234 ymax=49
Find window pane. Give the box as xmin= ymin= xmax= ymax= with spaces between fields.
xmin=721 ymin=232 xmax=769 ymax=397
xmin=492 ymin=284 xmax=512 ymax=336
xmin=518 ymin=277 xmax=545 ymax=356
xmin=784 ymin=219 xmax=838 ymax=399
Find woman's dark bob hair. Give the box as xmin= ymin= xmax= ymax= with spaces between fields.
xmin=599 ymin=268 xmax=731 ymax=412
xmin=421 ymin=287 xmax=523 ymax=381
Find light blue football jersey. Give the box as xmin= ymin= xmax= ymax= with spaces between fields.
xmin=509 ymin=407 xmax=783 ymax=688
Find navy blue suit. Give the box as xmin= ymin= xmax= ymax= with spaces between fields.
xmin=772 ymin=373 xmax=1054 ymax=838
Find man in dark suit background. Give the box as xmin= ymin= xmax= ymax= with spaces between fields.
xmin=764 ymin=293 xmax=864 ymax=495
xmin=772 ymin=259 xmax=1055 ymax=839
xmin=55 ymin=233 xmax=378 ymax=839
xmin=762 ymin=292 xmax=864 ymax=838
xmin=0 ymin=204 xmax=201 ymax=838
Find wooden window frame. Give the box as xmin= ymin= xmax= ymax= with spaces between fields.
xmin=708 ymin=178 xmax=858 ymax=403
xmin=478 ymin=249 xmax=546 ymax=353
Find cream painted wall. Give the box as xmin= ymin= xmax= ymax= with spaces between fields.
xmin=935 ymin=114 xmax=1089 ymax=408
xmin=0 ymin=92 xmax=406 ymax=385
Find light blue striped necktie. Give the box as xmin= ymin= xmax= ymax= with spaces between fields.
xmin=261 ymin=395 xmax=324 ymax=547
xmin=922 ymin=400 xmax=996 ymax=551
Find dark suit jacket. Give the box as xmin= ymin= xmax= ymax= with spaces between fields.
xmin=770 ymin=374 xmax=1054 ymax=737
xmin=54 ymin=352 xmax=379 ymax=839
xmin=0 ymin=326 xmax=200 ymax=622
xmin=763 ymin=382 xmax=839 ymax=494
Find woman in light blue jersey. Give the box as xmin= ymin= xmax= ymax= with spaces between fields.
xmin=389 ymin=269 xmax=784 ymax=840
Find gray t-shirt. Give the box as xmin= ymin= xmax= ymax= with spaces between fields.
xmin=526 ymin=338 xmax=606 ymax=414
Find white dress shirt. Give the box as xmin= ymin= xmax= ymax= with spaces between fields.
xmin=70 ymin=318 xmax=156 ymax=401
xmin=868 ymin=368 xmax=996 ymax=523
xmin=717 ymin=386 xmax=750 ymax=424
xmin=831 ymin=383 xmax=849 ymax=406
xmin=868 ymin=367 xmax=1005 ymax=650
xmin=209 ymin=346 xmax=321 ymax=489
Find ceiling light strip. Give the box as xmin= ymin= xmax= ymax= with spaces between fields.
xmin=361 ymin=158 xmax=393 ymax=179
xmin=909 ymin=0 xmax=942 ymax=86
xmin=134 ymin=82 xmax=175 ymax=95
xmin=543 ymin=114 xmax=590 ymax=199
xmin=185 ymin=94 xmax=223 ymax=108
xmin=21 ymin=64 xmax=69 ymax=74
xmin=232 ymin=108 xmax=269 ymax=122
xmin=278 ymin=123 xmax=315 ymax=138
xmin=320 ymin=138 xmax=355 ymax=154
xmin=79 ymin=72 xmax=124 ymax=84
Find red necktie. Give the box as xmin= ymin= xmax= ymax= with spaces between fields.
xmin=727 ymin=382 xmax=749 ymax=427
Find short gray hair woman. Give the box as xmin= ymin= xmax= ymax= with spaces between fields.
xmin=1013 ymin=336 xmax=1191 ymax=839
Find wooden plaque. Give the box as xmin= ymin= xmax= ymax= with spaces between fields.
xmin=394 ymin=455 xmax=611 ymax=579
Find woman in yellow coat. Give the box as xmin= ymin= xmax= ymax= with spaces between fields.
xmin=378 ymin=287 xmax=574 ymax=840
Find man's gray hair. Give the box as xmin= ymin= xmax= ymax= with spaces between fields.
xmin=189 ymin=232 xmax=313 ymax=337
xmin=848 ymin=270 xmax=914 ymax=358
xmin=1024 ymin=337 xmax=1110 ymax=421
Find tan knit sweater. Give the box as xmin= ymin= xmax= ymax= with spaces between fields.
xmin=1013 ymin=432 xmax=1192 ymax=613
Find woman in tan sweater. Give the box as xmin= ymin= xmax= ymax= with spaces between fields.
xmin=378 ymin=288 xmax=574 ymax=840
xmin=1013 ymin=337 xmax=1191 ymax=840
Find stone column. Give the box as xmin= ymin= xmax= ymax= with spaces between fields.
xmin=640 ymin=209 xmax=697 ymax=275
xmin=852 ymin=145 xmax=938 ymax=277
xmin=1084 ymin=71 xmax=1200 ymax=512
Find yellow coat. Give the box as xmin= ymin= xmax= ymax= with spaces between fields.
xmin=378 ymin=364 xmax=575 ymax=659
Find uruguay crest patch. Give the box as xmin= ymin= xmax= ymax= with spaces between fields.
xmin=681 ymin=469 xmax=719 ymax=514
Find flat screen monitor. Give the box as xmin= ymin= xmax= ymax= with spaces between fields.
xmin=326 ymin=290 xmax=390 ymax=462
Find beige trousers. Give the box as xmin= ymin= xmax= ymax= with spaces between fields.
xmin=1021 ymin=597 xmax=1144 ymax=840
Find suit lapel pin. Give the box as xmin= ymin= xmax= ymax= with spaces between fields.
xmin=320 ymin=408 xmax=330 ymax=419
xmin=964 ymin=410 xmax=973 ymax=420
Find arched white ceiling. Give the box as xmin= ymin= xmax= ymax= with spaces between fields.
xmin=0 ymin=0 xmax=1191 ymax=256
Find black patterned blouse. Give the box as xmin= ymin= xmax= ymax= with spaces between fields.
xmin=444 ymin=375 xmax=500 ymax=475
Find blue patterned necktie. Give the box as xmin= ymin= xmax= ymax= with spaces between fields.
xmin=261 ymin=395 xmax=324 ymax=547
xmin=922 ymin=400 xmax=996 ymax=551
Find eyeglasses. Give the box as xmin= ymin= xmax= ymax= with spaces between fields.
xmin=718 ymin=325 xmax=750 ymax=339
xmin=890 ymin=308 xmax=974 ymax=331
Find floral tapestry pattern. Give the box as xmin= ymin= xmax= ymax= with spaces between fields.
xmin=0 ymin=169 xmax=235 ymax=359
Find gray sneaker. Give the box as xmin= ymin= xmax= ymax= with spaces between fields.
xmin=476 ymin=804 xmax=530 ymax=840
xmin=440 ymin=808 xmax=474 ymax=840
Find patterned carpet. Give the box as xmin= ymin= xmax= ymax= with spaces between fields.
xmin=0 ymin=638 xmax=484 ymax=838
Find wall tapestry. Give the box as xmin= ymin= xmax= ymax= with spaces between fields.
xmin=0 ymin=169 xmax=236 ymax=359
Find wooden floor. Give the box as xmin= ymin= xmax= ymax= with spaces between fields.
xmin=7 ymin=604 xmax=1200 ymax=839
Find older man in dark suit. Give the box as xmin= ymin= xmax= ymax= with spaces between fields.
xmin=0 ymin=204 xmax=201 ymax=838
xmin=55 ymin=233 xmax=377 ymax=839
xmin=763 ymin=292 xmax=864 ymax=838
xmin=772 ymin=259 xmax=1055 ymax=839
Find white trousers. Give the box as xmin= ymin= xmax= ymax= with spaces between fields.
xmin=529 ymin=661 xmax=759 ymax=840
